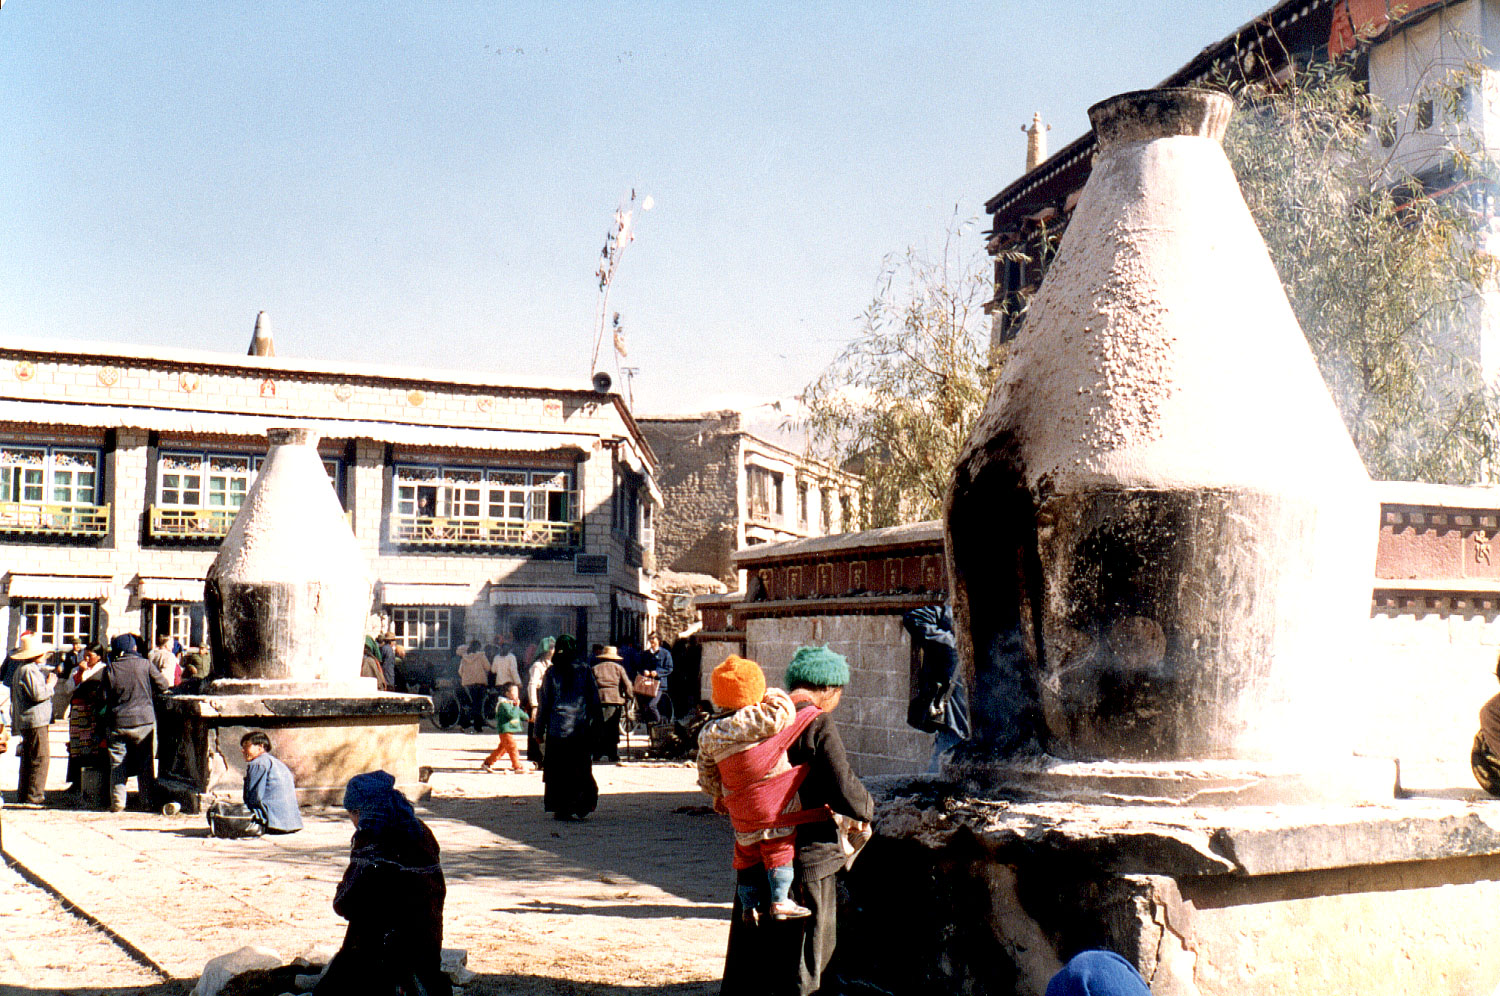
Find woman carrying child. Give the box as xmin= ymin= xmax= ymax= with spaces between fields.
xmin=716 ymin=646 xmax=873 ymax=996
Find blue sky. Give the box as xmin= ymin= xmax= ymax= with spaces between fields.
xmin=1 ymin=1 xmax=1274 ymax=415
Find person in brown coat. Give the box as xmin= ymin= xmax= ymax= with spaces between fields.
xmin=591 ymin=646 xmax=632 ymax=762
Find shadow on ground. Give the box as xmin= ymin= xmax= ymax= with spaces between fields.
xmin=0 ymin=979 xmax=718 ymax=996
xmin=422 ymin=789 xmax=733 ymax=905
xmin=0 ymin=987 xmax=189 ymax=996
xmin=122 ymin=786 xmax=738 ymax=906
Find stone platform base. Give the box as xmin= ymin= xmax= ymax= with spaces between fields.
xmin=158 ymin=691 xmax=432 ymax=810
xmin=837 ymin=776 xmax=1500 ymax=996
xmin=951 ymin=753 xmax=1400 ymax=807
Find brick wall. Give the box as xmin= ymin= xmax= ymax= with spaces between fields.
xmin=744 ymin=614 xmax=928 ymax=776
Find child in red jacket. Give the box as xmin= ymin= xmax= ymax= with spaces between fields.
xmin=697 ymin=655 xmax=824 ymax=923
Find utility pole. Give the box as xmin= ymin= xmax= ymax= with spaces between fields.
xmin=620 ymin=366 xmax=640 ymax=410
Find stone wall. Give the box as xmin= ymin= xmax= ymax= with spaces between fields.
xmin=652 ymin=569 xmax=728 ymax=643
xmin=639 ymin=413 xmax=744 ymax=583
xmin=744 ymin=613 xmax=930 ymax=775
xmin=639 ymin=412 xmax=862 ymax=585
xmin=842 ymin=792 xmax=1500 ymax=996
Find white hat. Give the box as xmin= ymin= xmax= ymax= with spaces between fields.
xmin=11 ymin=632 xmax=46 ymax=661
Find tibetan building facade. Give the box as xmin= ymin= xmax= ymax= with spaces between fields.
xmin=0 ymin=336 xmax=660 ymax=669
xmin=988 ymin=1 xmax=1500 ymax=359
xmin=639 ymin=410 xmax=861 ymax=586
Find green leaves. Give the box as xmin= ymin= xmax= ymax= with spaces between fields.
xmin=800 ymin=218 xmax=996 ymax=527
xmin=1221 ymin=58 xmax=1499 ymax=482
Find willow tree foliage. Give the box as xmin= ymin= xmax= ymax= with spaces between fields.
xmin=1221 ymin=60 xmax=1499 ymax=482
xmin=800 ymin=220 xmax=996 ymax=528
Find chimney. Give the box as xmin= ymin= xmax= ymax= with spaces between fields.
xmin=1022 ymin=111 xmax=1050 ymax=171
xmin=248 ymin=311 xmax=275 ymax=357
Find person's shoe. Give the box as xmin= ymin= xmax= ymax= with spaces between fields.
xmin=769 ymin=900 xmax=812 ymax=920
xmin=479 ymin=764 xmax=494 ymax=773
xmin=108 ymin=802 xmax=125 ymax=813
xmin=160 ymin=802 xmax=181 ymax=816
xmin=738 ymin=906 xmax=760 ymax=927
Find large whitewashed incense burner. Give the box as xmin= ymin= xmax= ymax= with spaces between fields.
xmin=945 ymin=89 xmax=1378 ymax=795
xmin=205 ymin=426 xmax=372 ymax=688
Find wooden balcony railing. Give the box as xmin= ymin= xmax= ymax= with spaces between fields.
xmin=149 ymin=506 xmax=236 ymax=538
xmin=0 ymin=502 xmax=110 ymax=537
xmin=150 ymin=506 xmax=354 ymax=540
xmin=389 ymin=515 xmax=581 ymax=550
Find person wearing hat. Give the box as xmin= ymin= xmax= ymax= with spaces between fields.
xmin=314 ymin=771 xmax=451 ymax=996
xmin=7 ymin=633 xmax=55 ymax=806
xmin=376 ymin=632 xmax=401 ymax=690
xmin=179 ymin=643 xmax=212 ymax=684
xmin=359 ymin=636 xmax=388 ymax=691
xmin=590 ymin=646 xmax=632 ymax=762
xmin=1045 ymin=950 xmax=1153 ymax=996
xmin=0 ymin=628 xmax=35 ymax=688
xmin=720 ymin=645 xmax=874 ymax=996
xmin=103 ymin=633 xmax=170 ymax=812
xmin=698 ymin=655 xmax=811 ymax=923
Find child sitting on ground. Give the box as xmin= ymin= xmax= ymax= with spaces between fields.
xmin=481 ymin=682 xmax=531 ymax=773
xmin=697 ymin=655 xmax=818 ymax=923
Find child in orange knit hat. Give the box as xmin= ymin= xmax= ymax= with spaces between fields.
xmin=697 ymin=654 xmax=811 ymax=923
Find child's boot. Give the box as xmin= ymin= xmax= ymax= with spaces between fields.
xmin=766 ymin=864 xmax=811 ymax=919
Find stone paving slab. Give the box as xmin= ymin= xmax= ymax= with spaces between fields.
xmin=0 ymin=860 xmax=177 ymax=995
xmin=1 ymin=728 xmax=734 ymax=994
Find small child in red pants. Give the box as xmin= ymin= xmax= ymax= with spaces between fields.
xmin=481 ymin=683 xmax=530 ymax=773
xmin=697 ymin=655 xmax=815 ymax=923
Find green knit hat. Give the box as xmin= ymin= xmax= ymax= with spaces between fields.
xmin=785 ymin=645 xmax=850 ymax=688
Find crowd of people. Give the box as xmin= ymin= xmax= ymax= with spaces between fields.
xmin=0 ymin=629 xmax=209 ymax=811
xmin=0 ymin=624 xmax=695 ymax=818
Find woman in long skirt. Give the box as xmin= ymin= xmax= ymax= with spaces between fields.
xmin=535 ymin=634 xmax=601 ymax=821
xmin=65 ymin=644 xmax=107 ymax=797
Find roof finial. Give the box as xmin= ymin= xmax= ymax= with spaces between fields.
xmin=248 ymin=311 xmax=275 ymax=357
xmin=1022 ymin=111 xmax=1051 ymax=171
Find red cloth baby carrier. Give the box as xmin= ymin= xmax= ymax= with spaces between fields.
xmin=717 ymin=705 xmax=832 ymax=833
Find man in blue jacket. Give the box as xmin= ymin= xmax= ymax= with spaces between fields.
xmin=635 ymin=633 xmax=674 ymax=723
xmin=239 ymin=730 xmax=303 ymax=834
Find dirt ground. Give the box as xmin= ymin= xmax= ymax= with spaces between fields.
xmin=0 ymin=727 xmax=734 ymax=995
